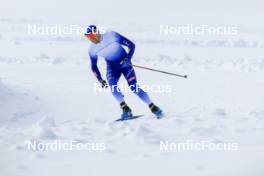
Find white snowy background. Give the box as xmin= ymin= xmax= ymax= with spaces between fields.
xmin=0 ymin=0 xmax=264 ymax=175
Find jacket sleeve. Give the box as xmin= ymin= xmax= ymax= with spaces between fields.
xmin=117 ymin=33 xmax=135 ymax=60
xmin=89 ymin=52 xmax=102 ymax=81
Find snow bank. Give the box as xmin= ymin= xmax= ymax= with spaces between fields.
xmin=32 ymin=116 xmax=57 ymax=139
xmin=0 ymin=78 xmax=42 ymax=127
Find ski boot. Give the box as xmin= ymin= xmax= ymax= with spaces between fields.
xmin=149 ymin=103 xmax=163 ymax=119
xmin=120 ymin=102 xmax=133 ymax=120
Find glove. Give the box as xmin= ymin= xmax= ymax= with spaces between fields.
xmin=120 ymin=58 xmax=131 ymax=67
xmin=99 ymin=80 xmax=108 ymax=88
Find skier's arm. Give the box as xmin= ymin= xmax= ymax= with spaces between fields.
xmin=89 ymin=53 xmax=103 ymax=82
xmin=118 ymin=34 xmax=135 ymax=60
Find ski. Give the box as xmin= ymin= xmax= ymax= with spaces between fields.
xmin=115 ymin=115 xmax=144 ymax=122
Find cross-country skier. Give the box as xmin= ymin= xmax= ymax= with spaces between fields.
xmin=85 ymin=25 xmax=162 ymax=120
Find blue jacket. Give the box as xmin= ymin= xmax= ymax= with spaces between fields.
xmin=89 ymin=31 xmax=135 ymax=81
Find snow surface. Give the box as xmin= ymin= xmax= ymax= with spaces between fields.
xmin=1 ymin=0 xmax=264 ymax=175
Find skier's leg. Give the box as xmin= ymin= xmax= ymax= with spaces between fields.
xmin=122 ymin=66 xmax=163 ymax=118
xmin=106 ymin=68 xmax=123 ymax=103
xmin=122 ymin=66 xmax=152 ymax=105
xmin=107 ymin=67 xmax=132 ymax=119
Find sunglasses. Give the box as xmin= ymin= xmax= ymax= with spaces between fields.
xmin=84 ymin=32 xmax=97 ymax=39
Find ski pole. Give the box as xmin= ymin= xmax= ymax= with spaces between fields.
xmin=132 ymin=64 xmax=188 ymax=78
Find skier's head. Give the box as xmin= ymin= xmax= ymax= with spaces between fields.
xmin=84 ymin=25 xmax=101 ymax=44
